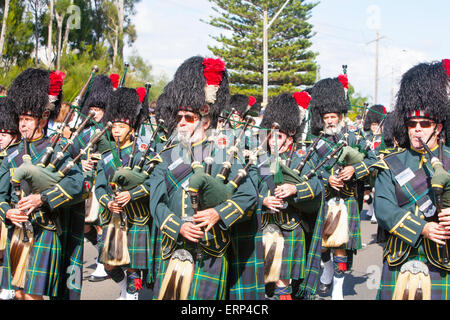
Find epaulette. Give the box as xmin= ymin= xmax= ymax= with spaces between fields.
xmin=369 ymin=147 xmax=405 ymax=170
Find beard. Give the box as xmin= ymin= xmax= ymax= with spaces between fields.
xmin=323 ymin=120 xmax=345 ymax=136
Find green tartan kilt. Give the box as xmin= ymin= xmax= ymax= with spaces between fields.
xmin=377 ymin=245 xmax=450 ymax=300
xmin=152 ymin=237 xmax=229 ymax=300
xmin=127 ymin=223 xmax=152 ymax=270
xmin=264 ymin=213 xmax=306 ymax=281
xmin=24 ymin=227 xmax=62 ymax=297
xmin=323 ymin=198 xmax=362 ymax=251
xmin=53 ymin=205 xmax=85 ymax=300
xmin=228 ymin=212 xmax=265 ymax=300
xmin=98 ymin=222 xmax=153 ymax=271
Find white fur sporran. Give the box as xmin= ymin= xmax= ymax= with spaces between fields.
xmin=322 ymin=198 xmax=349 ymax=248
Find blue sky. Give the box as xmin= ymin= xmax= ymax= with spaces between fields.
xmin=125 ymin=0 xmax=450 ymax=110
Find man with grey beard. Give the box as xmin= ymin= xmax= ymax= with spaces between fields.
xmin=305 ymin=76 xmax=378 ymax=300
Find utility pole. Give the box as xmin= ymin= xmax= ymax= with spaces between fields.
xmin=367 ymin=30 xmax=385 ymax=104
xmin=262 ymin=0 xmax=290 ymax=108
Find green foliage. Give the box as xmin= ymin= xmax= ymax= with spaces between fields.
xmin=1 ymin=0 xmax=35 ymax=69
xmin=0 ymin=0 xmax=167 ymax=105
xmin=204 ymin=0 xmax=318 ymax=100
xmin=347 ymin=84 xmax=370 ymax=121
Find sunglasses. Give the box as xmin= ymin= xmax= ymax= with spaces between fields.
xmin=406 ymin=120 xmax=435 ymax=129
xmin=177 ymin=114 xmax=199 ymax=124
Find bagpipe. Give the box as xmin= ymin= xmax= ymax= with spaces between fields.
xmin=276 ymin=130 xmax=368 ymax=248
xmin=158 ymin=115 xmax=274 ymax=300
xmin=8 ymin=69 xmax=112 ymax=288
xmin=355 ymin=102 xmax=369 ymax=145
xmin=420 ymin=137 xmax=450 ymax=265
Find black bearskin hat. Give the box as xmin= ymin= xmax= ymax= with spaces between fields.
xmin=81 ymin=74 xmax=114 ymax=115
xmin=364 ymin=104 xmax=387 ymax=131
xmin=155 ymin=81 xmax=178 ymax=136
xmin=381 ymin=112 xmax=395 ymax=148
xmin=104 ymin=87 xmax=147 ymax=129
xmin=309 ymin=77 xmax=349 ymax=136
xmin=393 ymin=60 xmax=449 ymax=148
xmin=8 ymin=68 xmax=65 ymax=121
xmin=0 ymin=97 xmax=19 ymax=134
xmin=172 ymin=56 xmax=229 ymax=128
xmin=260 ymin=93 xmax=300 ymax=137
xmin=228 ymin=94 xmax=257 ymax=119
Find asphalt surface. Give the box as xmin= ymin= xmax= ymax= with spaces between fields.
xmin=80 ymin=205 xmax=385 ymax=300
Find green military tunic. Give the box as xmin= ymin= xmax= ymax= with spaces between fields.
xmin=0 ymin=136 xmax=84 ymax=297
xmin=149 ymin=138 xmax=259 ymax=300
xmin=373 ymin=145 xmax=450 ymax=299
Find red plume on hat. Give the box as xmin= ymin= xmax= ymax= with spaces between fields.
xmin=292 ymin=91 xmax=311 ymax=110
xmin=110 ymin=74 xmax=120 ymax=89
xmin=202 ymin=58 xmax=226 ymax=105
xmin=49 ymin=70 xmax=65 ymax=96
xmin=248 ymin=96 xmax=256 ymax=107
xmin=442 ymin=59 xmax=450 ymax=77
xmin=337 ymin=74 xmax=349 ymax=89
xmin=136 ymin=87 xmax=147 ymax=103
xmin=202 ymin=58 xmax=226 ymax=86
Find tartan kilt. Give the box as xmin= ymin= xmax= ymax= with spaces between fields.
xmin=264 ymin=213 xmax=307 ymax=281
xmin=323 ymin=198 xmax=362 ymax=251
xmin=24 ymin=227 xmax=62 ymax=297
xmin=52 ymin=205 xmax=85 ymax=300
xmin=152 ymin=237 xmax=229 ymax=300
xmin=377 ymin=245 xmax=450 ymax=300
xmin=127 ymin=222 xmax=152 ymax=270
xmin=227 ymin=210 xmax=265 ymax=300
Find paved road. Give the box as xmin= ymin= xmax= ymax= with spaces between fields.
xmin=80 ymin=207 xmax=385 ymax=300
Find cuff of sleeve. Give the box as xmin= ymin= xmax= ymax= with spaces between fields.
xmin=43 ymin=184 xmax=73 ymax=211
xmin=353 ymin=162 xmax=370 ymax=180
xmin=160 ymin=213 xmax=182 ymax=241
xmin=215 ymin=199 xmax=244 ymax=229
xmin=295 ymin=181 xmax=315 ymax=201
xmin=389 ymin=211 xmax=426 ymax=247
xmin=0 ymin=202 xmax=11 ymax=223
xmin=98 ymin=194 xmax=112 ymax=208
xmin=129 ymin=184 xmax=150 ymax=201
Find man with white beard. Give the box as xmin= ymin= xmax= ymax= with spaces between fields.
xmin=305 ymin=76 xmax=378 ymax=300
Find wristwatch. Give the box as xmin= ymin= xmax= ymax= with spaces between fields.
xmin=40 ymin=194 xmax=48 ymax=204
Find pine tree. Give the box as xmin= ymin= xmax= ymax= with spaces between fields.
xmin=204 ymin=0 xmax=318 ymax=100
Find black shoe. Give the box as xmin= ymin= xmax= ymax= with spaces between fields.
xmin=88 ymin=275 xmax=109 ymax=282
xmin=318 ymin=282 xmax=332 ymax=294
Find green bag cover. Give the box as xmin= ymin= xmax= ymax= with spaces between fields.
xmin=11 ymin=155 xmax=64 ymax=193
xmin=96 ymin=134 xmax=112 ymax=155
xmin=111 ymin=166 xmax=149 ymax=191
xmin=337 ymin=146 xmax=365 ymax=166
xmin=279 ymin=162 xmax=306 ymax=185
xmin=431 ymin=161 xmax=450 ymax=208
xmin=188 ymin=166 xmax=234 ymax=210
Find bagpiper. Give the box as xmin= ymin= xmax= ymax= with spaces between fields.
xmin=307 ymin=75 xmax=378 ymax=300
xmin=75 ymin=73 xmax=115 ymax=284
xmin=0 ymin=68 xmax=84 ymax=300
xmin=372 ymin=60 xmax=450 ymax=300
xmin=149 ymin=56 xmax=259 ymax=300
xmin=0 ymin=96 xmax=20 ymax=300
xmin=94 ymin=85 xmax=156 ymax=300
xmin=257 ymin=92 xmax=325 ymax=300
